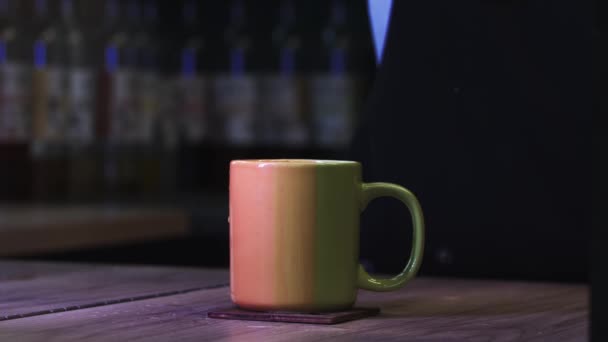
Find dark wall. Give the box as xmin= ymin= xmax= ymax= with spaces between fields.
xmin=351 ymin=0 xmax=591 ymax=282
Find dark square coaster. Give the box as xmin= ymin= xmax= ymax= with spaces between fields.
xmin=207 ymin=307 xmax=380 ymax=325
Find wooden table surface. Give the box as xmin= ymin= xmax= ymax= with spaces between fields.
xmin=0 ymin=206 xmax=189 ymax=256
xmin=0 ymin=260 xmax=588 ymax=341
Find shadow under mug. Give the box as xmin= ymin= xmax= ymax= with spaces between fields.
xmin=229 ymin=159 xmax=425 ymax=312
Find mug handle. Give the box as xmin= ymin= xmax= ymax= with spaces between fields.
xmin=358 ymin=182 xmax=425 ymax=291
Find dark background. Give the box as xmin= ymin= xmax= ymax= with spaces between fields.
xmin=352 ymin=0 xmax=591 ymax=283
xmin=3 ymin=0 xmax=590 ymax=285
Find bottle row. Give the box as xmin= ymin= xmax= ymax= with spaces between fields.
xmin=0 ymin=67 xmax=365 ymax=148
xmin=0 ymin=0 xmax=372 ymax=149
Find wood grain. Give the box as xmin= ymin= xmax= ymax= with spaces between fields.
xmin=0 ymin=260 xmax=229 ymax=320
xmin=0 ymin=206 xmax=189 ymax=256
xmin=0 ymin=268 xmax=588 ymax=341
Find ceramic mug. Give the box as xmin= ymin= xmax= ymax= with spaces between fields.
xmin=229 ymin=159 xmax=425 ymax=312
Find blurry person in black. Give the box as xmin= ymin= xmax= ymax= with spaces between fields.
xmin=350 ymin=0 xmax=590 ymax=282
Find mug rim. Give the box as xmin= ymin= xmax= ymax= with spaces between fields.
xmin=231 ymin=159 xmax=360 ymax=167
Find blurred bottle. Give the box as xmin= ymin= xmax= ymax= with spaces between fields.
xmin=0 ymin=0 xmax=31 ymax=201
xmin=176 ymin=0 xmax=207 ymax=145
xmin=213 ymin=0 xmax=257 ymax=147
xmin=134 ymin=0 xmax=169 ymax=200
xmin=0 ymin=0 xmax=28 ymax=142
xmin=29 ymin=0 xmax=69 ymax=202
xmin=310 ymin=0 xmax=357 ymax=149
xmin=118 ymin=0 xmax=147 ymax=200
xmin=174 ymin=0 xmax=208 ymax=193
xmin=94 ymin=0 xmax=118 ymax=200
xmin=96 ymin=0 xmax=139 ymax=201
xmin=258 ymin=0 xmax=307 ymax=148
xmin=62 ymin=0 xmax=99 ymax=202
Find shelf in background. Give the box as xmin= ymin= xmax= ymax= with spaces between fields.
xmin=0 ymin=205 xmax=189 ymax=257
